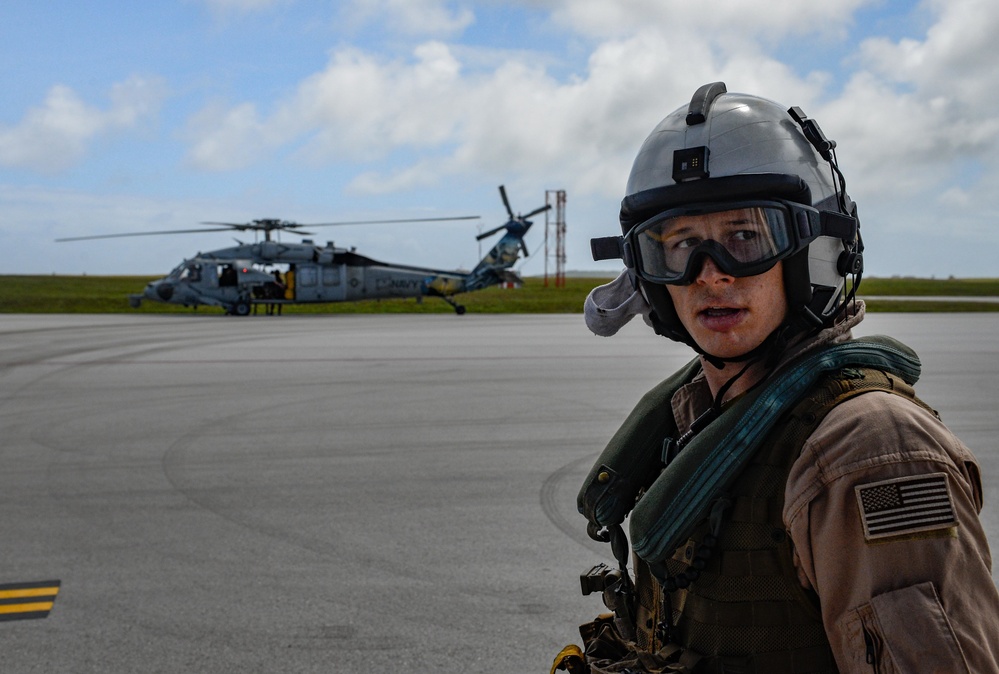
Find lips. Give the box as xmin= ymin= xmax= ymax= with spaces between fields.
xmin=698 ymin=306 xmax=746 ymax=331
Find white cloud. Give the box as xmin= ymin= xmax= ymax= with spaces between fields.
xmin=807 ymin=0 xmax=999 ymax=242
xmin=183 ymin=31 xmax=806 ymax=199
xmin=861 ymin=0 xmax=999 ymax=98
xmin=549 ymin=0 xmax=873 ymax=41
xmin=0 ymin=76 xmax=167 ymax=173
xmin=52 ymin=0 xmax=999 ymax=277
xmin=296 ymin=42 xmax=465 ymax=157
xmin=183 ymin=101 xmax=280 ymax=171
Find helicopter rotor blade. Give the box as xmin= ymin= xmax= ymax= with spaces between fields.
xmin=498 ymin=185 xmax=514 ymax=220
xmin=56 ymin=215 xmax=479 ymax=243
xmin=55 ymin=227 xmax=238 ymax=242
xmin=476 ymin=224 xmax=508 ymax=241
xmin=297 ymin=215 xmax=480 ymax=228
xmin=202 ymin=220 xmax=308 ymax=232
xmin=522 ymin=204 xmax=552 ymax=220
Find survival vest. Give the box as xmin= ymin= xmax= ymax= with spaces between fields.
xmin=569 ymin=336 xmax=930 ymax=673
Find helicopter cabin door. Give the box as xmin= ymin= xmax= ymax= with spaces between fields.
xmin=289 ymin=263 xmax=346 ymax=302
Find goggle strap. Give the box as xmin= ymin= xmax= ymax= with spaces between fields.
xmin=620 ymin=174 xmax=812 ymax=233
xmin=819 ymin=211 xmax=858 ymax=241
xmin=591 ymin=236 xmax=624 ymax=262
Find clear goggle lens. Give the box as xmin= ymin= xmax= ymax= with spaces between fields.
xmin=630 ymin=202 xmax=811 ymax=284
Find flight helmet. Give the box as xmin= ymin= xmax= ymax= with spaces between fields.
xmin=591 ymin=82 xmax=864 ymax=353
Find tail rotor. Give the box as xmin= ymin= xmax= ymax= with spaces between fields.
xmin=476 ymin=185 xmax=551 ymax=242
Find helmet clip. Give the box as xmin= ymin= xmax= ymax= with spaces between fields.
xmin=788 ymin=106 xmax=837 ymax=161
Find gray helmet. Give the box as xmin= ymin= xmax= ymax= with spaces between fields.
xmin=592 ymin=82 xmax=863 ymax=351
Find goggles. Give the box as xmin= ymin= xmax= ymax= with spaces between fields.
xmin=625 ymin=200 xmax=822 ymax=285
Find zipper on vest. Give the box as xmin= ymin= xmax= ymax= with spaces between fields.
xmin=863 ymin=624 xmax=880 ymax=671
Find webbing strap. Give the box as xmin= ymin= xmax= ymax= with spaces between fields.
xmin=629 ymin=336 xmax=920 ymax=564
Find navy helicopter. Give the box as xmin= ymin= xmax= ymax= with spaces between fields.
xmin=56 ymin=186 xmax=550 ymax=316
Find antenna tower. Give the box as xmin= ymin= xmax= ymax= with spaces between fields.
xmin=544 ymin=190 xmax=567 ymax=287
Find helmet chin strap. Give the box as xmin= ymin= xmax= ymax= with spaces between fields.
xmin=695 ymin=322 xmax=803 ymax=420
xmin=697 ymin=321 xmax=796 ymax=371
xmin=670 ymin=328 xmax=789 ymax=455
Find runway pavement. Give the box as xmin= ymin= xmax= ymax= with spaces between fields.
xmin=1 ymin=312 xmax=996 ymax=672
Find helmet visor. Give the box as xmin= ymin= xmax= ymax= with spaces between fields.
xmin=630 ymin=201 xmax=814 ymax=285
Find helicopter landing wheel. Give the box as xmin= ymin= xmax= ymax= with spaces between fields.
xmin=231 ymin=300 xmax=251 ymax=317
xmin=437 ymin=294 xmax=466 ymax=315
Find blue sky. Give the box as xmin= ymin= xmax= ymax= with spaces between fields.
xmin=3 ymin=0 xmax=998 ymax=278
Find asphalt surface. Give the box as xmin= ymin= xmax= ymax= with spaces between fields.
xmin=1 ymin=312 xmax=997 ymax=673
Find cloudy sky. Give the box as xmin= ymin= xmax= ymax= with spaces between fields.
xmin=2 ymin=0 xmax=997 ymax=278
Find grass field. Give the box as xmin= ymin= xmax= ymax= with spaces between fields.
xmin=1 ymin=274 xmax=998 ymax=314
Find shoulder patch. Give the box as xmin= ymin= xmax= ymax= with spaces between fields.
xmin=855 ymin=473 xmax=956 ymax=541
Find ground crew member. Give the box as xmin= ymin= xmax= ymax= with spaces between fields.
xmin=284 ymin=265 xmax=295 ymax=301
xmin=556 ymin=82 xmax=999 ymax=673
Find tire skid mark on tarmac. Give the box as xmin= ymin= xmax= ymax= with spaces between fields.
xmin=9 ymin=319 xmax=611 ymax=615
xmin=539 ymin=451 xmax=608 ymax=557
xmin=2 ymin=330 xmax=249 ymax=465
xmin=158 ymin=396 xmax=509 ymax=600
xmin=0 ymin=328 xmax=275 ymax=636
xmin=158 ymin=396 xmax=589 ymax=610
xmin=0 ymin=326 xmax=256 ymax=398
xmin=160 ymin=399 xmax=348 ymax=560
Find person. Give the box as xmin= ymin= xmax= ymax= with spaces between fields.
xmin=554 ymin=82 xmax=999 ymax=673
xmin=266 ymin=268 xmax=285 ymax=315
xmin=219 ymin=263 xmax=238 ymax=287
xmin=284 ymin=265 xmax=295 ymax=301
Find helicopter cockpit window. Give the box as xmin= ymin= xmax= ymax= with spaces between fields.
xmin=179 ymin=263 xmax=201 ymax=282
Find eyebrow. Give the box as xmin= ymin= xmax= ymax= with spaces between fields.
xmin=721 ymin=215 xmax=760 ymax=227
xmin=669 ymin=217 xmax=760 ymax=234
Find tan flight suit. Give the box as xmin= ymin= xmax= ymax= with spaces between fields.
xmin=666 ymin=302 xmax=999 ymax=671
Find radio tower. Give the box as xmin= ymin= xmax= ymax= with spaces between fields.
xmin=544 ymin=190 xmax=567 ymax=287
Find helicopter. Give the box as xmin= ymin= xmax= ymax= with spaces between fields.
xmin=56 ymin=186 xmax=551 ymax=316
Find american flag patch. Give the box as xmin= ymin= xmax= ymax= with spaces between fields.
xmin=855 ymin=473 xmax=957 ymax=541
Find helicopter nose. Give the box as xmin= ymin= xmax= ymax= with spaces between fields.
xmin=155 ymin=283 xmax=174 ymax=301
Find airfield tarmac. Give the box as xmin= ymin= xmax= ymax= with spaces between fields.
xmin=1 ymin=312 xmax=997 ymax=673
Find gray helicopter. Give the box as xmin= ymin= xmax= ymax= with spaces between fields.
xmin=56 ymin=186 xmax=550 ymax=316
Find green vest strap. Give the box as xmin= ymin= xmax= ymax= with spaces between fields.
xmin=577 ymin=335 xmax=921 ymax=568
xmin=633 ymin=335 xmax=920 ymax=564
xmin=577 ymin=356 xmax=701 ymax=527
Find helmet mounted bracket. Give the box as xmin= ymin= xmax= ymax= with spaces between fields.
xmin=685 ymin=82 xmax=728 ymax=126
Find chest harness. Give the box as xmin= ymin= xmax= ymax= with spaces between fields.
xmin=574 ymin=336 xmax=929 ymax=673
